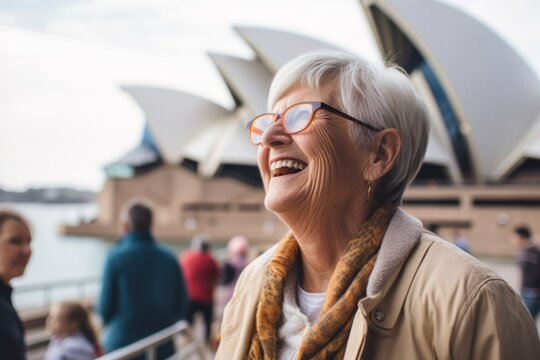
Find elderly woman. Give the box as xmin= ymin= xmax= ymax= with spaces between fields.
xmin=0 ymin=210 xmax=32 ymax=360
xmin=216 ymin=50 xmax=540 ymax=359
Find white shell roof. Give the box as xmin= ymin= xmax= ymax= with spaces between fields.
xmin=123 ymin=26 xmax=467 ymax=182
xmin=234 ymin=26 xmax=340 ymax=73
xmin=522 ymin=117 xmax=540 ymax=160
xmin=123 ymin=86 xmax=257 ymax=176
xmin=232 ymin=26 xmax=459 ymax=178
xmin=362 ymin=0 xmax=540 ymax=182
xmin=182 ymin=116 xmax=257 ymax=177
xmin=209 ymin=53 xmax=273 ymax=115
xmin=123 ymin=86 xmax=231 ymax=165
xmin=410 ymin=68 xmax=462 ymax=183
xmin=526 ymin=138 xmax=540 ymax=159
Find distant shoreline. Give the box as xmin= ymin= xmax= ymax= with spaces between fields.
xmin=0 ymin=188 xmax=96 ymax=204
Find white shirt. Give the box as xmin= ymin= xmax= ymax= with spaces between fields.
xmin=277 ymin=272 xmax=326 ymax=360
xmin=296 ymin=283 xmax=326 ymax=324
xmin=44 ymin=332 xmax=95 ymax=360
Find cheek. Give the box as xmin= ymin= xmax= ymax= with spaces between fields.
xmin=308 ymin=127 xmax=355 ymax=181
xmin=0 ymin=248 xmax=15 ymax=264
xmin=257 ymin=147 xmax=271 ymax=188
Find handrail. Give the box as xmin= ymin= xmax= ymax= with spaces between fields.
xmin=13 ymin=276 xmax=100 ymax=307
xmin=95 ymin=320 xmax=204 ymax=360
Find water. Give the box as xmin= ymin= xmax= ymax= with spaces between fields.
xmin=2 ymin=202 xmax=191 ymax=309
xmin=0 ymin=203 xmax=107 ymax=308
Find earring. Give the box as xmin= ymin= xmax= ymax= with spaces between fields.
xmin=367 ymin=180 xmax=373 ymax=200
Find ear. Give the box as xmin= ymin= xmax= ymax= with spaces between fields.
xmin=365 ymin=128 xmax=401 ymax=181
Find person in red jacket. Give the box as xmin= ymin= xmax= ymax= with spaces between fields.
xmin=180 ymin=235 xmax=220 ymax=343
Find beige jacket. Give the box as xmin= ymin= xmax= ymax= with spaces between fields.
xmin=216 ymin=209 xmax=540 ymax=359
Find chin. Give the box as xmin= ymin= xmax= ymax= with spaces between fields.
xmin=264 ymin=195 xmax=282 ymax=213
xmin=265 ymin=191 xmax=307 ymax=218
xmin=264 ymin=193 xmax=291 ymax=214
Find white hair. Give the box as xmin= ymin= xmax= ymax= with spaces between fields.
xmin=268 ymin=50 xmax=430 ymax=206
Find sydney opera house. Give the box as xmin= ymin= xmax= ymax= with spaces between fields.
xmin=65 ymin=0 xmax=540 ymax=256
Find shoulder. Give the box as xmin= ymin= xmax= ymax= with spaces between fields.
xmin=155 ymin=243 xmax=177 ymax=259
xmin=407 ymin=232 xmax=524 ymax=326
xmin=229 ymin=242 xmax=278 ymax=297
xmin=239 ymin=243 xmax=277 ymax=280
xmin=414 ymin=232 xmax=503 ymax=292
xmin=155 ymin=246 xmax=183 ymax=273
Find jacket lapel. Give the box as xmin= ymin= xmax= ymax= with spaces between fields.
xmin=344 ymin=209 xmax=425 ymax=359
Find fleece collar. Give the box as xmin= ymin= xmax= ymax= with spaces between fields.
xmin=367 ymin=208 xmax=423 ymax=296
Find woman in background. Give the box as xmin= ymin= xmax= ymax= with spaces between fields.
xmin=0 ymin=210 xmax=32 ymax=360
xmin=45 ymin=300 xmax=101 ymax=360
xmin=221 ymin=235 xmax=250 ymax=306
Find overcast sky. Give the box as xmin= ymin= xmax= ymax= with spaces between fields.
xmin=1 ymin=0 xmax=539 ymax=191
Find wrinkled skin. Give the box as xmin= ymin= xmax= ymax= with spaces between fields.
xmin=257 ymin=86 xmax=373 ymax=290
xmin=259 ymin=86 xmax=371 ymax=229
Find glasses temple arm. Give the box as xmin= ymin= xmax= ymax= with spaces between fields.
xmin=320 ymin=103 xmax=381 ymax=132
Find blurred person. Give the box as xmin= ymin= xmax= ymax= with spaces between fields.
xmin=0 ymin=210 xmax=32 ymax=360
xmin=450 ymin=230 xmax=471 ymax=254
xmin=180 ymin=235 xmax=219 ymax=343
xmin=512 ymin=225 xmax=540 ymax=319
xmin=221 ymin=235 xmax=250 ymax=306
xmin=216 ymin=50 xmax=540 ymax=359
xmin=98 ymin=203 xmax=188 ymax=359
xmin=45 ymin=301 xmax=101 ymax=360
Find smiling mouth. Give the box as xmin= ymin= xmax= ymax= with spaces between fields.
xmin=270 ymin=160 xmax=307 ymax=177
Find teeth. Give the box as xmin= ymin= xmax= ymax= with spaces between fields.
xmin=270 ymin=160 xmax=306 ymax=171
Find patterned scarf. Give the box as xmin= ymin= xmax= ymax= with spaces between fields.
xmin=248 ymin=205 xmax=394 ymax=359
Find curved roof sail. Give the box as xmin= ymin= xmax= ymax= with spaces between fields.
xmin=209 ymin=54 xmax=273 ymax=115
xmin=361 ymin=0 xmax=540 ymax=182
xmin=122 ymin=86 xmax=232 ymax=165
xmin=234 ymin=26 xmax=341 ymax=73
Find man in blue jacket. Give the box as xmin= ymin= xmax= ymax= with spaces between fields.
xmin=98 ymin=203 xmax=188 ymax=359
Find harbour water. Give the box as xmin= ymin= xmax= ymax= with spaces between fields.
xmin=3 ymin=202 xmax=109 ymax=309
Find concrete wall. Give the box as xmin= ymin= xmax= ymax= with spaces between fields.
xmin=65 ymin=166 xmax=540 ymax=256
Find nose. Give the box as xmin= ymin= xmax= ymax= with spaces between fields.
xmin=23 ymin=244 xmax=32 ymax=257
xmin=260 ymin=117 xmax=293 ymax=147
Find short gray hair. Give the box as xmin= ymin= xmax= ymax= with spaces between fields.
xmin=268 ymin=50 xmax=430 ymax=206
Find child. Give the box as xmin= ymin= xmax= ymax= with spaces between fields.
xmin=44 ymin=301 xmax=102 ymax=360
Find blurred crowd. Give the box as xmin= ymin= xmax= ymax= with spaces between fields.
xmin=0 ymin=204 xmax=254 ymax=359
xmin=1 ymin=203 xmax=539 ymax=359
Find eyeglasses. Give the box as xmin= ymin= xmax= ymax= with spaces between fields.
xmin=247 ymin=101 xmax=382 ymax=145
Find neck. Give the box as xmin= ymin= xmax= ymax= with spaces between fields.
xmin=0 ymin=274 xmax=11 ymax=285
xmin=279 ymin=200 xmax=377 ymax=293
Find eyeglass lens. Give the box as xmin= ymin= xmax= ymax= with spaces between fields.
xmin=250 ymin=103 xmax=316 ymax=144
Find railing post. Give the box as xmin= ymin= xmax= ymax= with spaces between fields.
xmin=78 ymin=281 xmax=85 ymax=299
xmin=44 ymin=286 xmax=52 ymax=307
xmin=146 ymin=347 xmax=156 ymax=360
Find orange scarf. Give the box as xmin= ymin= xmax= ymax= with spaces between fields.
xmin=248 ymin=205 xmax=394 ymax=359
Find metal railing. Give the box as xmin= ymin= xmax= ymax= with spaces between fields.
xmin=96 ymin=320 xmax=205 ymax=360
xmin=14 ymin=276 xmax=100 ymax=307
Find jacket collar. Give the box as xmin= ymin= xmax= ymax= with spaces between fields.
xmin=367 ymin=208 xmax=423 ymax=296
xmin=359 ymin=209 xmax=433 ymax=333
xmin=123 ymin=230 xmax=154 ymax=244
